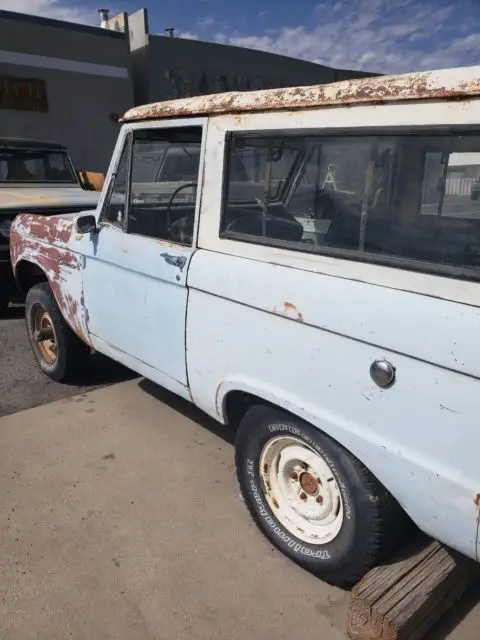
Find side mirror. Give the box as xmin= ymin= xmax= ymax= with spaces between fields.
xmin=76 ymin=214 xmax=97 ymax=235
xmin=77 ymin=171 xmax=105 ymax=192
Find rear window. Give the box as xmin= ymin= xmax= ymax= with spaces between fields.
xmin=221 ymin=130 xmax=480 ymax=279
xmin=0 ymin=148 xmax=77 ymax=184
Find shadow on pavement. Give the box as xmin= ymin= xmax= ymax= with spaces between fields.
xmin=427 ymin=579 xmax=480 ymax=639
xmin=0 ymin=305 xmax=24 ymax=320
xmin=138 ymin=376 xmax=480 ymax=639
xmin=83 ymin=353 xmax=137 ymax=387
xmin=138 ymin=378 xmax=235 ymax=446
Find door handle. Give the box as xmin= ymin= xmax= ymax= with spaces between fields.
xmin=160 ymin=252 xmax=187 ymax=271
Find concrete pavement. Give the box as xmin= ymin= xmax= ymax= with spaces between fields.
xmin=0 ymin=379 xmax=479 ymax=639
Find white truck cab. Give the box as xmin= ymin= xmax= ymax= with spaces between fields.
xmin=10 ymin=66 xmax=480 ymax=587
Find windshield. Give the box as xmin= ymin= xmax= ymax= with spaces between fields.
xmin=0 ymin=148 xmax=77 ymax=184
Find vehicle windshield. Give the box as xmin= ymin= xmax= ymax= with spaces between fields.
xmin=0 ymin=148 xmax=77 ymax=184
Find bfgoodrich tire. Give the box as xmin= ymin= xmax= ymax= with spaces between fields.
xmin=235 ymin=405 xmax=405 ymax=588
xmin=25 ymin=282 xmax=90 ymax=383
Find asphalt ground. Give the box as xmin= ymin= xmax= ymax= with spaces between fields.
xmin=0 ymin=304 xmax=135 ymax=418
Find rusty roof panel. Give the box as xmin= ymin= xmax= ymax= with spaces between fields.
xmin=121 ymin=66 xmax=480 ymax=123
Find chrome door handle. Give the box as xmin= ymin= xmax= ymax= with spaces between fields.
xmin=160 ymin=252 xmax=187 ymax=270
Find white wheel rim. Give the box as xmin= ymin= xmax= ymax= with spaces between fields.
xmin=259 ymin=436 xmax=344 ymax=544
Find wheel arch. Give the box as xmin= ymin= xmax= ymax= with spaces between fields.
xmin=15 ymin=257 xmax=91 ymax=347
xmin=218 ymin=378 xmax=413 ymax=523
xmin=15 ymin=259 xmax=49 ymax=295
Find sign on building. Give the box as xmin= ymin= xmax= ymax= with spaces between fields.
xmin=0 ymin=76 xmax=48 ymax=112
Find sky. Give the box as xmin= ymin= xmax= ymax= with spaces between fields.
xmin=0 ymin=0 xmax=479 ymax=74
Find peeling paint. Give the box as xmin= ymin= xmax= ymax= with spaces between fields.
xmin=121 ymin=66 xmax=480 ymax=122
xmin=10 ymin=213 xmax=91 ymax=346
xmin=274 ymin=301 xmax=304 ymax=322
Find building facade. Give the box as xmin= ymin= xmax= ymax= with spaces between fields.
xmin=0 ymin=7 xmax=375 ymax=173
xmin=0 ymin=10 xmax=133 ymax=172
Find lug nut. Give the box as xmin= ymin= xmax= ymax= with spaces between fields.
xmin=301 ymin=462 xmax=308 ymax=470
xmin=290 ymin=472 xmax=298 ymax=481
xmin=300 ymin=492 xmax=307 ymax=501
xmin=316 ymin=495 xmax=324 ymax=505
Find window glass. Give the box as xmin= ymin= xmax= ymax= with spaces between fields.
xmin=102 ymin=139 xmax=130 ymax=227
xmin=0 ymin=149 xmax=76 ymax=183
xmin=222 ymin=132 xmax=480 ymax=274
xmin=128 ymin=127 xmax=202 ymax=245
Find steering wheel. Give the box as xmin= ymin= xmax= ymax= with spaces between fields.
xmin=166 ymin=182 xmax=198 ymax=232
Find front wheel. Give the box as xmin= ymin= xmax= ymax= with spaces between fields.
xmin=25 ymin=282 xmax=90 ymax=382
xmin=235 ymin=405 xmax=405 ymax=588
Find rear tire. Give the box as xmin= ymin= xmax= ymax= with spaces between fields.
xmin=25 ymin=282 xmax=90 ymax=382
xmin=235 ymin=405 xmax=406 ymax=589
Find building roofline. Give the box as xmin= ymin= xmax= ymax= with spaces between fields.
xmin=152 ymin=33 xmax=342 ymax=73
xmin=121 ymin=65 xmax=480 ymax=122
xmin=0 ymin=9 xmax=124 ymax=38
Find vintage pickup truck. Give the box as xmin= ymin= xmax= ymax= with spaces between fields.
xmin=9 ymin=66 xmax=480 ymax=588
xmin=0 ymin=137 xmax=100 ymax=313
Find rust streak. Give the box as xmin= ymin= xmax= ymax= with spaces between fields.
xmin=120 ymin=67 xmax=480 ymax=122
xmin=274 ymin=302 xmax=304 ymax=322
xmin=475 ymin=494 xmax=480 ymax=509
xmin=10 ymin=216 xmax=90 ymax=347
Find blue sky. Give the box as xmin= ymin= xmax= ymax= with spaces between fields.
xmin=3 ymin=0 xmax=480 ymax=73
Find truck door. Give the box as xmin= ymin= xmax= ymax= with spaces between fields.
xmin=80 ymin=119 xmax=207 ymax=398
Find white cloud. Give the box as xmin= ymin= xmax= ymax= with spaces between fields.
xmin=212 ymin=0 xmax=478 ymax=74
xmin=196 ymin=15 xmax=215 ymax=28
xmin=178 ymin=31 xmax=199 ymax=40
xmin=0 ymin=0 xmax=97 ymax=24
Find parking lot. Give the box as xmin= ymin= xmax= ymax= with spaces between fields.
xmin=0 ymin=379 xmax=479 ymax=640
xmin=1 ymin=323 xmax=480 ymax=638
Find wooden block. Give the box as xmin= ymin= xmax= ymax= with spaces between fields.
xmin=346 ymin=538 xmax=479 ymax=640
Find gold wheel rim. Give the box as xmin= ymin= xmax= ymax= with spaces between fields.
xmin=33 ymin=307 xmax=57 ymax=364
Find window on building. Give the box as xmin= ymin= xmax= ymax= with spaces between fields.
xmin=221 ymin=131 xmax=480 ymax=276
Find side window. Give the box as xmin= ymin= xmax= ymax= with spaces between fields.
xmin=127 ymin=127 xmax=202 ymax=245
xmin=102 ymin=138 xmax=131 ymax=227
xmin=221 ymin=131 xmax=480 ymax=276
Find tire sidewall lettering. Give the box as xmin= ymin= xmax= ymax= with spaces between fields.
xmin=247 ymin=474 xmax=331 ymax=560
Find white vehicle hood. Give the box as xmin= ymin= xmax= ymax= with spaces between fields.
xmin=0 ymin=186 xmax=99 ymax=211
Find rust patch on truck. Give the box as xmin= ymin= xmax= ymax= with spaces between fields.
xmin=10 ymin=213 xmax=91 ymax=347
xmin=475 ymin=494 xmax=480 ymax=509
xmin=121 ymin=67 xmax=480 ymax=122
xmin=14 ymin=213 xmax=73 ymax=245
xmin=273 ymin=302 xmax=304 ymax=322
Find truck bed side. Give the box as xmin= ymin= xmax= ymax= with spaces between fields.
xmin=185 ymin=248 xmax=480 ymax=564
